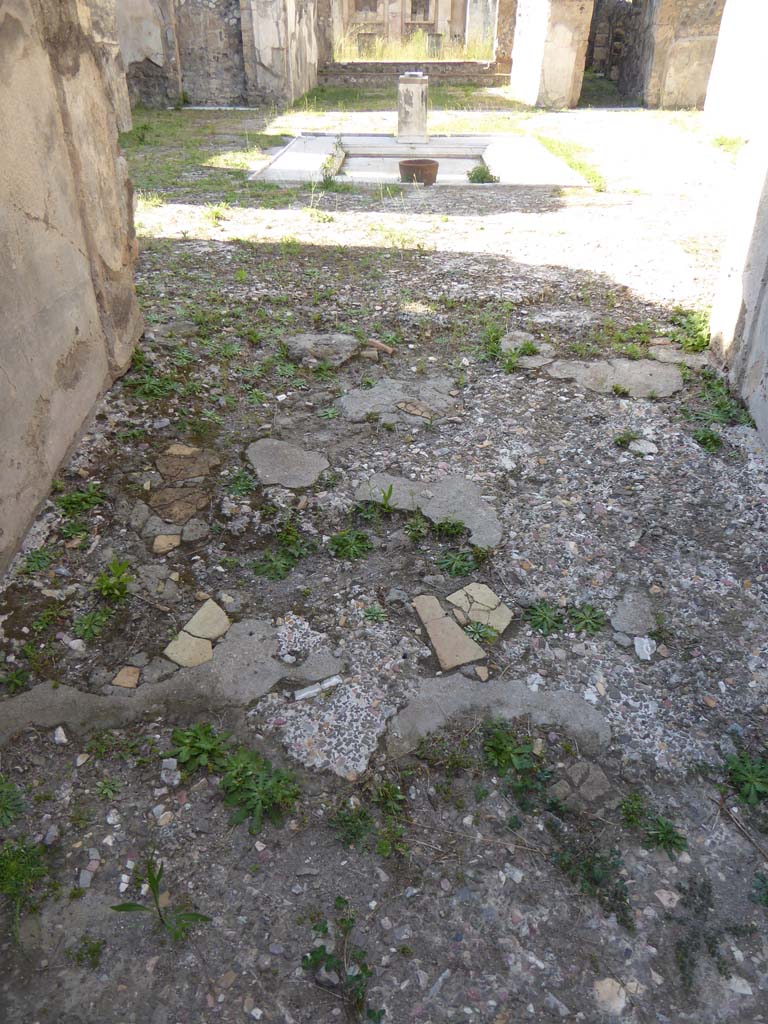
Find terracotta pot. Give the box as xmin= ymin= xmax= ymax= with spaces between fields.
xmin=399 ymin=158 xmax=439 ymax=186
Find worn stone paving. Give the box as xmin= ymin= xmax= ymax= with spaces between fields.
xmin=1 ymin=106 xmax=767 ymax=1024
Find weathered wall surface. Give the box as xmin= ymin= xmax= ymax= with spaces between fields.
xmin=241 ymin=0 xmax=318 ymax=104
xmin=509 ymin=0 xmax=594 ymax=108
xmin=175 ymin=0 xmax=247 ymax=104
xmin=705 ymin=0 xmax=768 ymax=139
xmin=116 ymin=0 xmax=182 ymax=106
xmin=619 ymin=0 xmax=725 ymax=108
xmin=711 ymin=136 xmax=768 ymax=444
xmin=0 ymin=0 xmax=142 ymax=575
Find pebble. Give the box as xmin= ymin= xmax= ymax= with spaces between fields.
xmin=53 ymin=727 xmax=68 ymax=746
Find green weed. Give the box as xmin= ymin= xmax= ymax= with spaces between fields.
xmin=55 ymin=484 xmax=105 ymax=519
xmin=72 ymin=609 xmax=112 ymax=642
xmin=613 ymin=430 xmax=640 ymax=449
xmin=226 ymin=469 xmax=257 ymax=497
xmin=670 ymin=307 xmax=710 ymax=353
xmin=0 ymin=666 xmax=30 ymax=695
xmin=464 ymin=622 xmax=498 ymax=643
xmin=619 ymin=791 xmax=648 ymax=829
xmin=0 ymin=839 xmax=48 ymax=939
xmin=111 ymin=854 xmax=210 ymax=942
xmin=20 ymin=547 xmax=56 ymax=575
xmin=524 ymin=601 xmax=564 ymax=636
xmin=568 ymin=604 xmax=607 ymax=635
xmin=436 ymin=550 xmax=475 ymax=577
xmin=329 ymin=530 xmax=373 ymax=560
xmin=93 ymin=559 xmax=133 ymax=603
xmin=467 ymin=164 xmax=499 ymax=184
xmin=65 ymin=934 xmax=105 ymax=969
xmin=726 ymin=751 xmax=768 ymax=805
xmin=332 ymin=804 xmax=374 ymax=847
xmin=165 ymin=723 xmax=232 ymax=774
xmin=643 ymin=816 xmax=688 ymax=859
xmin=219 ymin=747 xmax=301 ymax=832
xmin=0 ymin=775 xmax=24 ymax=828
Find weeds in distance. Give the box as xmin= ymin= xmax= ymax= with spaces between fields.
xmin=252 ymin=519 xmax=313 ymax=580
xmin=226 ymin=469 xmax=256 ymax=497
xmin=613 ymin=430 xmax=640 ymax=449
xmin=329 ymin=530 xmax=373 ymax=560
xmin=332 ymin=804 xmax=373 ymax=847
xmin=0 ymin=838 xmax=48 ymax=939
xmin=404 ymin=510 xmax=429 ymax=542
xmin=363 ymin=605 xmax=386 ymax=623
xmin=415 ymin=731 xmax=475 ymax=776
xmin=0 ymin=775 xmax=24 ymax=827
xmin=524 ymin=601 xmax=564 ymax=636
xmin=693 ymin=427 xmax=722 ymax=452
xmin=644 ymin=815 xmax=688 ymax=859
xmin=467 ymin=164 xmax=499 ymax=184
xmin=670 ymin=307 xmax=710 ymax=353
xmin=619 ymin=792 xmax=648 ymax=829
xmin=612 ymin=384 xmax=630 ymax=397
xmin=55 ymin=484 xmax=105 ymax=518
xmin=111 ymin=854 xmax=210 ymax=942
xmin=551 ymin=827 xmax=633 ymax=930
xmin=20 ymin=547 xmax=56 ymax=575
xmin=93 ymin=559 xmax=133 ymax=603
xmin=432 ymin=518 xmax=466 ymax=539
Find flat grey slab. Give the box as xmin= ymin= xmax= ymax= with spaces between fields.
xmin=246 ymin=439 xmax=329 ymax=488
xmin=648 ymin=344 xmax=711 ymax=369
xmin=545 ymin=358 xmax=683 ymax=398
xmin=610 ymin=590 xmax=655 ymax=636
xmin=339 ymin=376 xmax=458 ymax=425
xmin=283 ymin=331 xmax=360 ymax=367
xmin=354 ymin=472 xmax=503 ymax=549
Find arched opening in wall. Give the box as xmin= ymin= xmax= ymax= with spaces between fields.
xmin=579 ymin=0 xmax=640 ymax=108
xmin=326 ymin=0 xmax=506 ymax=74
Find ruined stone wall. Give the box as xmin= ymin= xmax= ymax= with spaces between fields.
xmin=116 ymin=0 xmax=182 ymax=106
xmin=174 ymin=0 xmax=247 ymax=104
xmin=619 ymin=0 xmax=725 ymax=108
xmin=240 ymin=0 xmax=318 ymax=104
xmin=0 ymin=0 xmax=142 ymax=575
xmin=509 ymin=0 xmax=594 ymax=108
xmin=711 ymin=136 xmax=768 ymax=443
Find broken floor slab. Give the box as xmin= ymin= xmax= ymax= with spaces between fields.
xmin=386 ymin=675 xmax=611 ymax=759
xmin=648 ymin=344 xmax=711 ymax=369
xmin=354 ymin=473 xmax=503 ymax=549
xmin=339 ymin=376 xmax=458 ymax=425
xmin=0 ymin=619 xmax=343 ymax=747
xmin=545 ymin=358 xmax=683 ymax=398
xmin=246 ymin=439 xmax=329 ymax=489
xmin=155 ymin=444 xmax=221 ymax=481
xmin=610 ymin=590 xmax=655 ymax=636
xmin=446 ymin=583 xmax=513 ymax=634
xmin=282 ymin=332 xmax=360 ymax=367
xmin=413 ymin=594 xmax=486 ymax=671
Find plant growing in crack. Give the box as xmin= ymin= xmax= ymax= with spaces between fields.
xmin=568 ymin=604 xmax=607 ymax=635
xmin=329 ymin=530 xmax=373 ymax=560
xmin=111 ymin=853 xmax=210 ymax=942
xmin=464 ymin=622 xmax=498 ymax=643
xmin=643 ymin=815 xmax=687 ymax=859
xmin=524 ymin=601 xmax=564 ymax=636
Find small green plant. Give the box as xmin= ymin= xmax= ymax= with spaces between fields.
xmin=483 ymin=723 xmax=534 ymax=776
xmin=524 ymin=601 xmax=564 ymax=636
xmin=219 ymin=747 xmax=301 ymax=832
xmin=318 ymin=407 xmax=339 ymax=420
xmin=93 ymin=559 xmax=133 ymax=603
xmin=404 ymin=510 xmax=429 ymax=542
xmin=20 ymin=547 xmax=56 ymax=575
xmin=467 ymin=164 xmax=499 ymax=184
xmin=692 ymin=427 xmax=722 ymax=452
xmin=551 ymin=830 xmax=632 ymax=930
xmin=379 ymin=483 xmax=396 ymax=514
xmin=0 ymin=838 xmax=48 ymax=939
xmin=165 ymin=723 xmax=232 ymax=774
xmin=95 ymin=777 xmax=122 ymax=801
xmin=329 ymin=529 xmax=373 ymax=560
xmin=436 ymin=550 xmax=475 ymax=577
xmin=73 ymin=608 xmax=112 ymax=642
xmin=332 ymin=804 xmax=374 ymax=847
xmin=464 ymin=622 xmax=498 ymax=643
xmin=726 ymin=751 xmax=768 ymax=805
xmin=751 ymin=873 xmax=768 ymax=908
xmin=568 ymin=604 xmax=607 ymax=635
xmin=670 ymin=307 xmax=710 ymax=353
xmin=433 ymin=518 xmax=466 ymax=539
xmin=619 ymin=791 xmax=647 ymax=829
xmin=252 ymin=519 xmax=313 ymax=580
xmin=0 ymin=666 xmax=30 ymax=695
xmin=0 ymin=775 xmax=24 ymax=828
xmin=226 ymin=469 xmax=256 ymax=497
xmin=415 ymin=731 xmax=474 ymax=776
xmin=614 ymin=430 xmax=640 ymax=449
xmin=111 ymin=854 xmax=210 ymax=942
xmin=66 ymin=934 xmax=105 ymax=969
xmin=643 ymin=816 xmax=687 ymax=859
xmin=612 ymin=384 xmax=630 ymax=398
xmin=55 ymin=484 xmax=105 ymax=518
xmin=363 ymin=604 xmax=386 ymax=623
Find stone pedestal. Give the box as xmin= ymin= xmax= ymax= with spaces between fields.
xmin=509 ymin=0 xmax=594 ymax=109
xmin=397 ymin=72 xmax=429 ymax=144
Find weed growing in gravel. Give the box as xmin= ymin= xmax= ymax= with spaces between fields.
xmin=612 ymin=384 xmax=630 ymax=397
xmin=0 ymin=666 xmax=30 ymax=695
xmin=95 ymin=778 xmax=122 ymax=801
xmin=20 ymin=547 xmax=56 ymax=575
xmin=55 ymin=484 xmax=105 ymax=518
xmin=332 ymin=804 xmax=374 ymax=847
xmin=226 ymin=469 xmax=257 ymax=497
xmin=467 ymin=164 xmax=499 ymax=184
xmin=220 ymin=748 xmax=301 ymax=832
xmin=432 ymin=518 xmax=466 ymax=539
xmin=111 ymin=854 xmax=210 ymax=942
xmin=550 ymin=827 xmax=633 ymax=930
xmin=726 ymin=750 xmax=768 ymax=804
xmin=524 ymin=601 xmax=564 ymax=635
xmin=329 ymin=530 xmax=373 ymax=560
xmin=693 ymin=427 xmax=722 ymax=452
xmin=302 ymin=897 xmax=383 ymax=1021
xmin=0 ymin=839 xmax=48 ymax=939
xmin=698 ymin=369 xmax=754 ymax=426
xmin=613 ymin=430 xmax=640 ymax=449
xmin=404 ymin=510 xmax=429 ymax=542
xmin=166 ymin=723 xmax=233 ymax=773
xmin=318 ymin=407 xmax=339 ymax=420
xmin=670 ymin=307 xmax=710 ymax=352
xmin=363 ymin=604 xmax=387 ymax=623
xmin=619 ymin=792 xmax=648 ymax=829
xmin=126 ymin=370 xmax=180 ymax=402
xmin=483 ymin=722 xmax=534 ymax=776
xmin=252 ymin=519 xmax=313 ymax=579
xmin=0 ymin=775 xmax=24 ymax=827
xmin=568 ymin=604 xmax=607 ymax=635
xmin=752 ymin=873 xmax=768 ymax=908
xmin=643 ymin=815 xmax=688 ymax=859
xmin=436 ymin=549 xmax=476 ymax=577
xmin=415 ymin=731 xmax=475 ymax=776
xmin=464 ymin=622 xmax=498 ymax=643
xmin=93 ymin=559 xmax=133 ymax=603
xmin=65 ymin=934 xmax=105 ymax=969
xmin=72 ymin=609 xmax=112 ymax=642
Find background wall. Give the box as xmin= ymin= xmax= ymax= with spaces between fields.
xmin=0 ymin=0 xmax=142 ymax=575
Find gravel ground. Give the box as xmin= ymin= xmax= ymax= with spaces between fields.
xmin=1 ymin=106 xmax=766 ymax=1024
